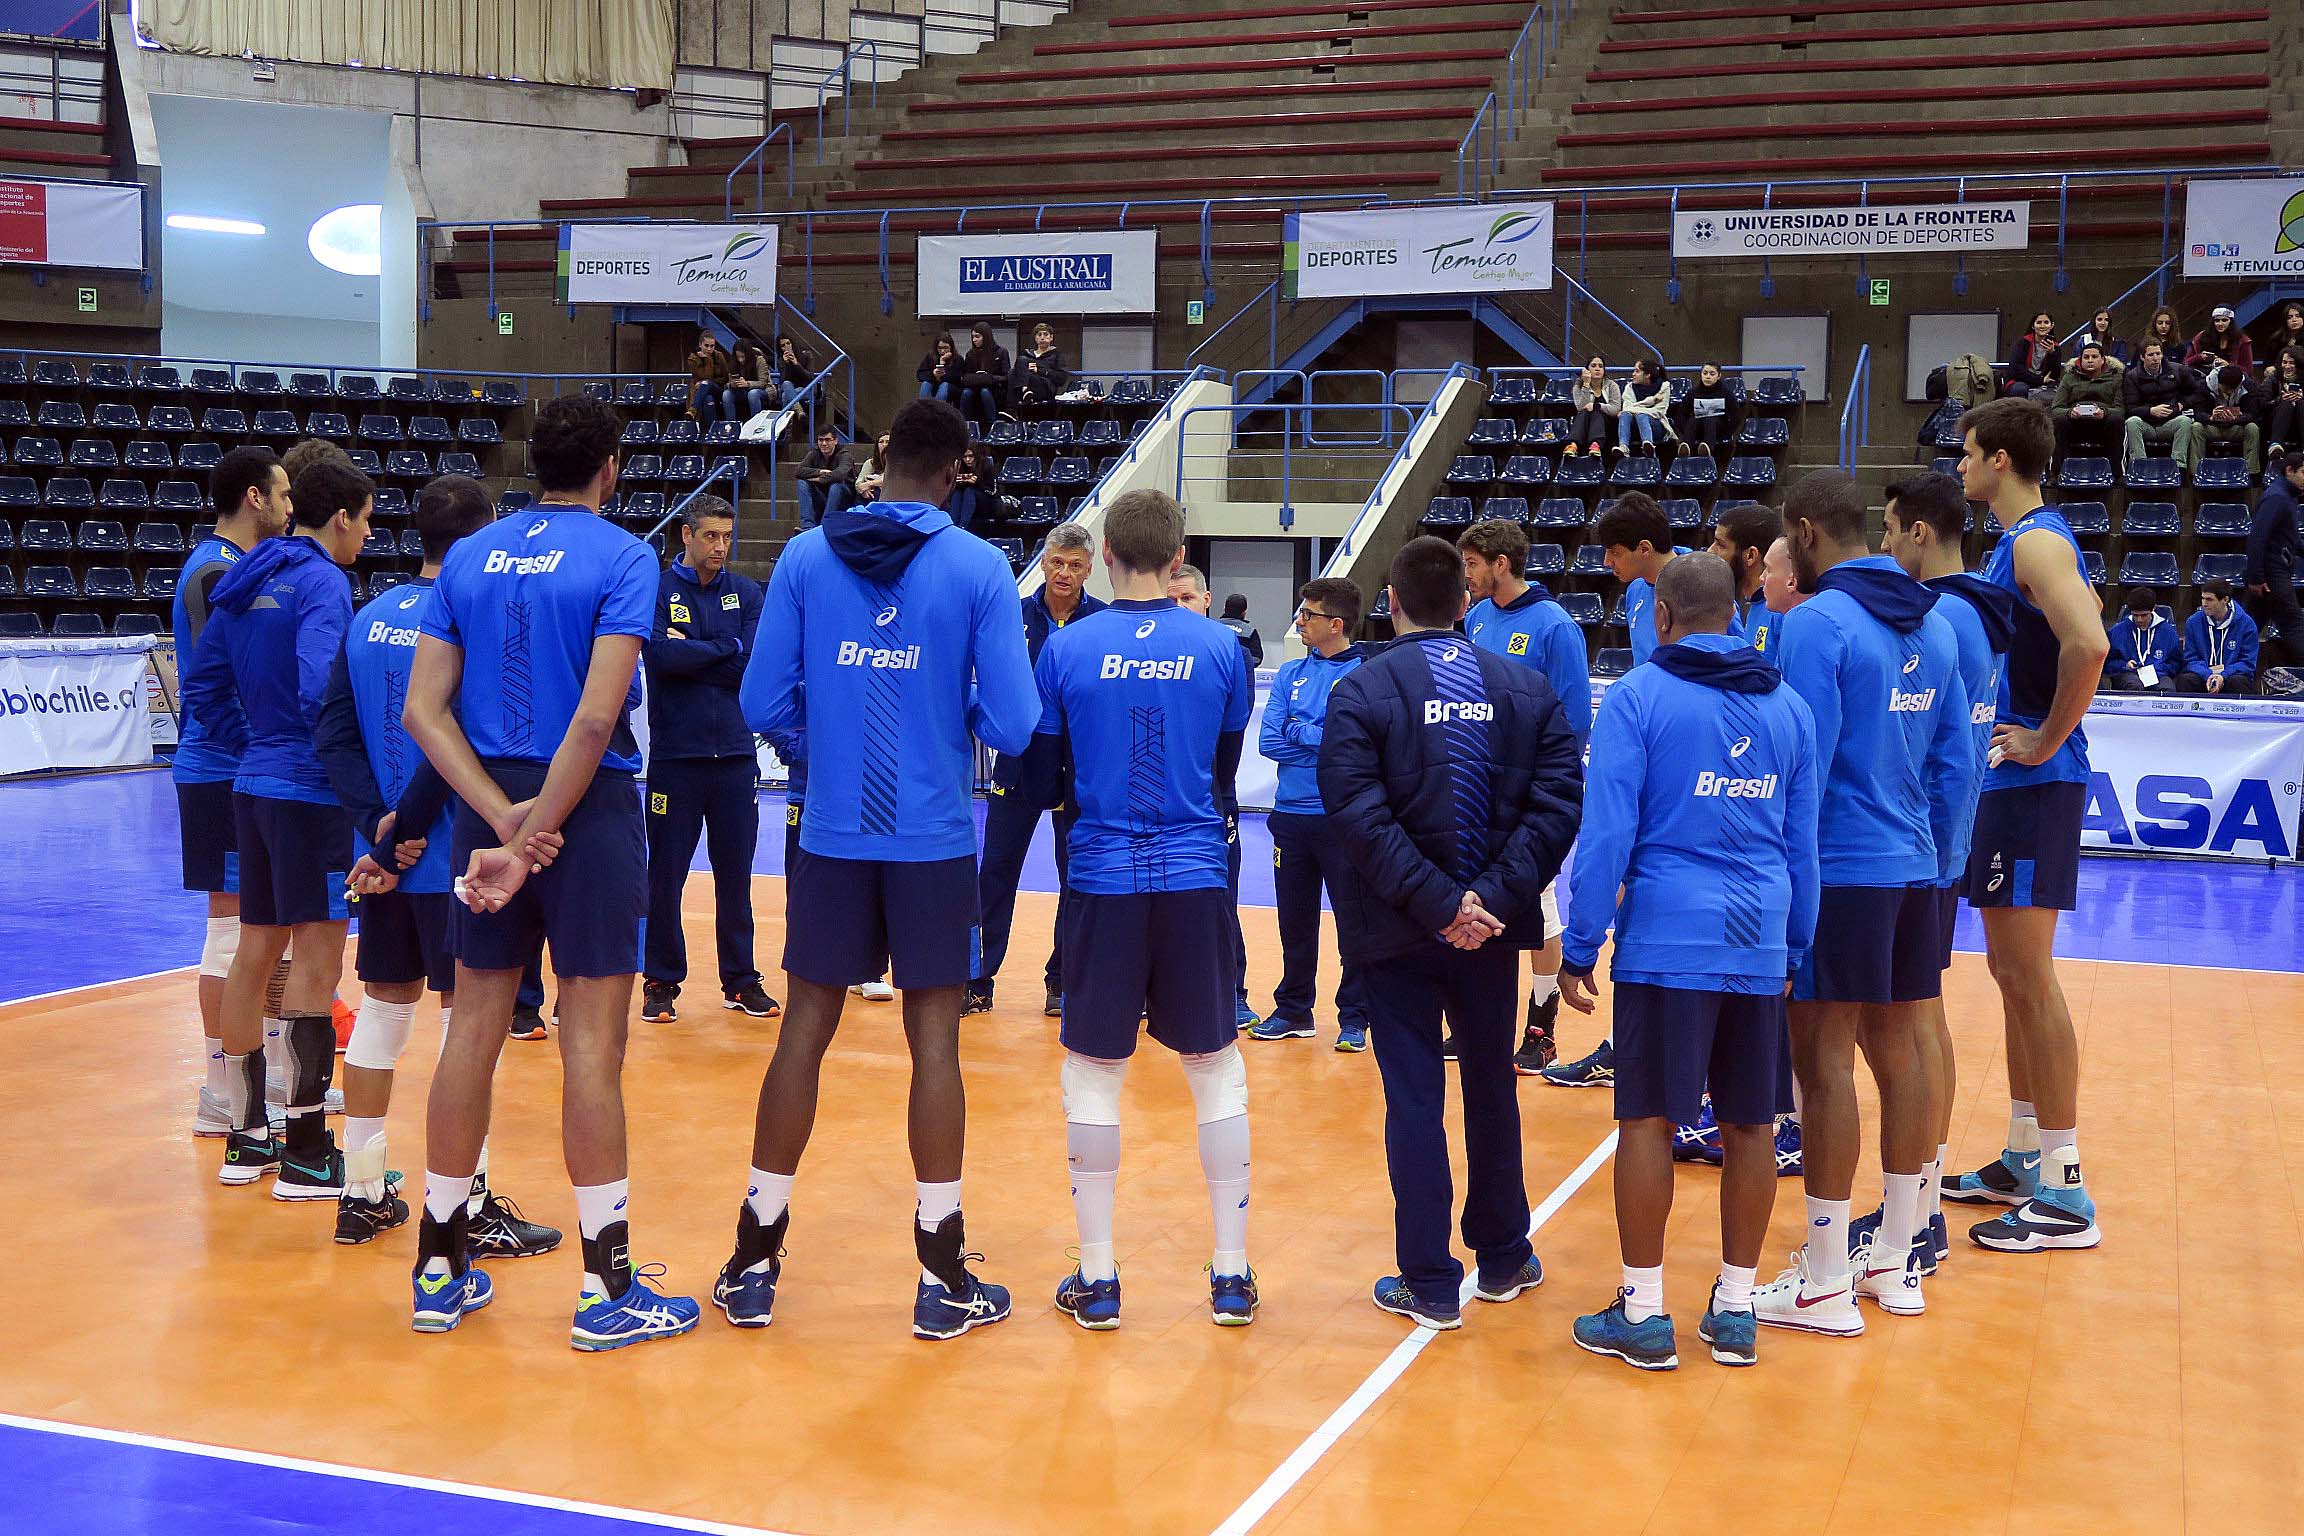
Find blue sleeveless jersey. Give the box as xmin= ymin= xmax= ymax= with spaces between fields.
xmin=1981 ymin=508 xmax=2089 ymax=788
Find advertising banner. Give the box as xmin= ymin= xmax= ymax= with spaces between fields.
xmin=1671 ymin=201 xmax=2030 ymax=259
xmin=1283 ymin=202 xmax=1554 ymax=300
xmin=0 ymin=177 xmax=143 ymax=270
xmin=916 ymin=231 xmax=1159 ymax=316
xmin=0 ymin=636 xmax=156 ymax=776
xmin=2182 ymin=177 xmax=2304 ymax=279
xmin=556 ymin=223 xmax=778 ymax=304
xmin=2077 ymin=701 xmax=2302 ymax=862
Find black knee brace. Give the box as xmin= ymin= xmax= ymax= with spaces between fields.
xmin=284 ymin=1012 xmax=337 ymax=1111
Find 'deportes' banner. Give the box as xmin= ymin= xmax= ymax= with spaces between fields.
xmin=1284 ymin=202 xmax=1554 ymax=300
xmin=0 ymin=637 xmax=157 ymax=776
xmin=557 ymin=223 xmax=778 ymax=304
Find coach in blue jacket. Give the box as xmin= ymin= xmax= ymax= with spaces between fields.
xmin=1319 ymin=535 xmax=1583 ymax=1331
xmin=641 ymin=496 xmax=774 ymax=1024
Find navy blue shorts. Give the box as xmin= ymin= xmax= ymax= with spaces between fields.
xmin=1792 ymin=885 xmax=1942 ymax=1005
xmin=232 ymin=792 xmax=351 ymax=928
xmin=450 ymin=760 xmax=645 ymax=978
xmin=1935 ymin=882 xmax=1961 ymax=971
xmin=1964 ymin=780 xmax=2084 ymax=911
xmin=1058 ymin=887 xmax=1237 ymax=1060
xmin=1612 ymin=981 xmax=1793 ymax=1127
xmin=176 ymin=778 xmax=239 ymax=895
xmin=783 ymin=848 xmax=976 ymax=990
xmin=356 ymin=889 xmax=455 ymax=993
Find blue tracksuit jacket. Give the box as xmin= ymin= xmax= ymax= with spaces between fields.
xmin=180 ymin=534 xmax=353 ymax=805
xmin=1260 ymin=642 xmax=1368 ymax=815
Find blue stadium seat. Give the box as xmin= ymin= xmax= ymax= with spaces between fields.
xmin=286 ymin=372 xmax=332 ymax=400
xmin=1609 ymin=454 xmax=1663 ymax=489
xmin=69 ymin=438 xmax=117 ymax=470
xmin=37 ymin=400 xmax=86 ymax=432
xmin=235 ymin=369 xmax=283 ymax=398
xmin=1608 ymin=594 xmax=1630 ymax=626
xmin=141 ymin=565 xmax=178 ymax=601
xmin=1044 ymin=456 xmax=1094 ymax=490
xmin=82 ymin=566 xmax=134 ymax=602
xmin=1560 ymin=591 xmax=1605 ymax=626
xmin=711 ymin=454 xmax=747 ymax=486
xmin=2194 ymin=552 xmax=2248 ymax=585
xmin=187 ymin=367 xmax=235 ymax=398
xmin=1570 ymin=543 xmax=1609 ymax=577
xmin=77 ymin=519 xmax=126 ymax=551
xmin=1076 ymin=419 xmax=1123 ymax=450
xmin=1013 ymin=496 xmax=1061 ymax=527
xmin=13 ymin=435 xmax=62 ymax=468
xmin=150 ymin=481 xmax=199 ymax=516
xmin=1106 ymin=379 xmax=1153 ymax=408
xmin=2080 ymin=549 xmax=2107 ymax=586
xmin=385 ymin=376 xmax=433 ymax=406
xmin=619 ymin=491 xmax=664 ymax=524
xmin=2195 ymin=502 xmax=2250 ymax=539
xmin=357 ymin=414 xmax=403 ymax=444
xmin=984 ymin=420 xmax=1025 ymax=448
xmin=24 ymin=564 xmax=78 ymax=598
xmin=1443 ymin=454 xmax=1495 ymax=493
xmin=346 ymin=449 xmax=383 ymax=476
xmin=991 ymin=537 xmax=1027 ymax=571
xmin=438 ymin=452 xmax=481 ymax=478
xmin=1553 ymin=454 xmax=1606 ymax=489
xmin=1479 ymin=496 xmax=1531 ymax=525
xmin=385 ymin=451 xmax=430 ymax=482
xmin=2056 ymin=456 xmax=2115 ymax=492
xmin=2124 ymin=456 xmax=2182 ymax=490
xmin=0 ymin=477 xmax=36 ymax=508
xmin=371 ymin=487 xmax=408 ymax=519
xmin=338 ymin=375 xmax=381 ymax=401
xmin=703 ymin=421 xmax=741 ymax=447
xmin=664 ymin=455 xmax=708 ymax=486
xmin=457 ymin=417 xmax=502 ymax=447
xmin=1590 ymin=647 xmax=1634 ymax=679
xmin=2056 ymin=501 xmax=2111 ymax=537
xmin=136 ymin=365 xmax=182 ymax=396
xmin=2119 ymin=551 xmax=2180 ymax=587
xmin=612 ymin=381 xmax=648 ymax=407
xmin=2122 ymin=502 xmax=2180 ymax=538
xmin=252 ymin=410 xmax=299 ymax=441
xmin=1532 ymin=497 xmax=1586 ymax=530
xmin=1660 ymin=497 xmax=1703 ymax=531
xmin=432 ymin=377 xmax=477 ymax=404
xmin=996 ymin=455 xmax=1044 ymax=493
xmin=483 ymin=380 xmax=522 ymax=409
xmin=86 ymin=362 xmax=132 ymax=394
xmin=113 ymin=612 xmax=163 ymax=636
xmin=0 ymin=400 xmax=25 ymax=429
xmin=19 ymin=517 xmax=70 ymax=550
xmin=660 ymin=418 xmax=701 ymax=447
xmin=1465 ymin=418 xmax=1517 ymax=450
xmin=370 ymin=570 xmax=408 ymax=595
xmin=397 ymin=529 xmax=425 ymax=559
xmin=91 ymin=402 xmax=139 ymax=433
xmin=99 ymin=480 xmax=148 ymax=512
xmin=177 ymin=442 xmax=222 ymax=472
xmin=1525 ymin=543 xmax=1566 ymax=578
xmin=1749 ymin=377 xmax=1804 ymax=411
xmin=1539 ymin=376 xmax=1580 ymax=410
xmin=51 ymin=611 xmax=104 ymax=636
xmin=123 ymin=439 xmax=171 ymax=471
xmin=1497 ymin=454 xmax=1551 ymax=490
xmin=1521 ymin=418 xmax=1569 ymax=449
xmin=621 ymin=454 xmax=662 ymax=485
xmin=147 ymin=405 xmax=196 ymax=436
xmin=2194 ymin=458 xmax=2250 ymax=491
xmin=1930 ymin=456 xmax=1959 ymax=478
xmin=1487 ymin=376 xmax=1538 ymax=410
xmin=43 ymin=477 xmax=94 ymax=510
xmin=0 ymin=356 xmax=21 ymax=388
xmin=0 ymin=612 xmax=37 ymax=636
xmin=1736 ymin=417 xmax=1790 ymax=450
xmin=1721 ymin=456 xmax=1777 ymax=489
xmin=496 ymin=490 xmax=534 ymax=516
xmin=359 ymin=530 xmax=396 ymax=561
xmin=31 ymin=360 xmax=79 ymax=390
xmin=1026 ymin=421 xmax=1073 ymax=449
xmin=1664 ymin=455 xmax=1719 ymax=488
xmin=408 ymin=415 xmax=452 ymax=445
xmin=1419 ymin=496 xmax=1474 ymax=530
xmin=621 ymin=420 xmax=658 ymax=446
xmin=133 ymin=522 xmax=184 ymax=554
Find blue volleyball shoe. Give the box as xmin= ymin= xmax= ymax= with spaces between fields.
xmin=1054 ymin=1271 xmax=1122 ymax=1331
xmin=411 ymin=1266 xmax=492 ymax=1334
xmin=571 ymin=1266 xmax=701 ymax=1352
xmin=1573 ymin=1297 xmax=1678 ymax=1371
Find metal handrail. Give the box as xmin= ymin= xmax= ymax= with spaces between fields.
xmin=1560 ymin=272 xmax=1659 ymax=361
xmin=814 ymin=39 xmax=890 ymax=160
xmin=1838 ymin=344 xmax=1872 ymax=475
xmin=1501 ymin=6 xmax=1547 ymax=143
xmin=0 ymin=345 xmax=684 ymax=401
xmin=2097 ymin=255 xmax=2181 ymax=324
xmin=1332 ymin=362 xmax=1484 ymax=562
xmin=644 ymin=456 xmax=748 ymax=551
xmin=1457 ymin=93 xmax=1498 ymax=200
xmin=723 ymin=122 xmax=794 ymax=220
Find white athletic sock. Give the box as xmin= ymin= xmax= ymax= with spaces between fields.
xmin=1530 ymin=972 xmax=1559 ymax=1006
xmin=2008 ymin=1100 xmax=2040 ymax=1155
xmin=465 ymin=1142 xmax=490 ymax=1217
xmin=262 ymin=1017 xmax=288 ymax=1094
xmin=917 ymin=1179 xmax=963 ymax=1286
xmin=1715 ymin=1263 xmax=1756 ymax=1313
xmin=1805 ymin=1195 xmax=1852 ymax=1282
xmin=1620 ymin=1263 xmax=1664 ymax=1323
xmin=1877 ymin=1172 xmax=1924 ymax=1263
xmin=1198 ymin=1114 xmax=1251 ymax=1277
xmin=1066 ymin=1122 xmax=1122 ymax=1283
xmin=420 ymin=1173 xmax=464 ymax=1278
xmin=574 ymin=1178 xmax=629 ymax=1298
xmin=745 ymin=1167 xmax=793 ymax=1224
xmin=1925 ymin=1145 xmax=1949 ymax=1219
xmin=2039 ymin=1129 xmax=2080 ymax=1191
xmin=204 ymin=1047 xmax=227 ymax=1098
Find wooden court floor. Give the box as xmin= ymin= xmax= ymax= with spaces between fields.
xmin=3 ymin=878 xmax=2300 ymax=1535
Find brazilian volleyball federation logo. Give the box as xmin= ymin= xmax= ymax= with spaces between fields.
xmin=2278 ymin=187 xmax=2304 ymax=255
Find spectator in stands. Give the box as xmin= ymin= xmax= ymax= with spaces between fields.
xmin=2072 ymin=308 xmax=2132 ymax=367
xmin=2202 ymin=364 xmax=2263 ymax=472
xmin=1008 ymin=322 xmax=1069 ymax=418
xmin=792 ymin=426 xmax=856 ymax=529
xmin=2180 ymin=579 xmax=2259 ymax=695
xmin=2264 ymin=303 xmax=2304 ymax=374
xmin=723 ymin=343 xmax=769 ymax=426
xmin=2188 ymin=306 xmax=2254 ymax=379
xmin=2103 ymin=587 xmax=2180 ymax=693
xmin=2248 ymin=453 xmax=2304 ymax=664
xmin=1616 ymin=357 xmax=1672 ymax=459
xmin=2004 ymin=311 xmax=2062 ymax=397
xmin=917 ymin=334 xmax=961 ymax=403
xmin=947 ymin=444 xmax=986 ymax=530
xmin=1565 ymin=355 xmax=1619 ymax=459
xmin=1675 ymin=361 xmax=1739 ymax=460
xmin=2121 ymin=341 xmax=2204 ymax=474
xmin=772 ymin=335 xmax=816 ymax=412
xmin=2140 ymin=306 xmax=2186 ymax=364
xmin=2049 ymin=341 xmax=2126 ymax=464
xmin=853 ymin=431 xmax=892 ymax=505
xmin=1218 ymin=593 xmax=1264 ymax=668
xmin=957 ymin=321 xmax=1010 ymax=431
xmin=687 ymin=331 xmax=729 ymax=423
xmin=2259 ymin=347 xmax=2304 ymax=463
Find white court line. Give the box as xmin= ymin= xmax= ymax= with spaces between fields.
xmin=0 ymin=1412 xmax=800 ymax=1536
xmin=0 ymin=963 xmax=195 ymax=1011
xmin=1208 ymin=1128 xmax=1621 ymax=1536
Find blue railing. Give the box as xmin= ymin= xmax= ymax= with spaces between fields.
xmin=814 ymin=40 xmax=890 ymax=161
xmin=1500 ymin=6 xmax=1549 ymax=145
xmin=1330 ymin=363 xmax=1484 ymax=564
xmin=1838 ymin=344 xmax=1872 ymax=475
xmin=1174 ymin=402 xmax=1421 ymax=531
xmin=723 ymin=122 xmax=794 ymax=220
xmin=644 ymin=456 xmax=748 ymax=552
xmin=1457 ymin=92 xmax=1500 ymax=200
xmin=0 ymin=345 xmax=683 ymax=402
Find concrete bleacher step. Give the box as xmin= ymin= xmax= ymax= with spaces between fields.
xmin=957 ymin=45 xmax=1516 ymax=87
xmin=1567 ymin=74 xmax=2270 ymax=130
xmin=1553 ymin=111 xmax=2269 ymax=168
xmin=848 ymin=139 xmax=1460 ymax=181
xmin=1031 ymin=14 xmax=1532 ymax=60
xmin=1542 ymin=141 xmax=2270 ymax=183
xmin=1600 ymin=5 xmax=2265 ymax=52
xmin=1586 ymin=38 xmax=2269 ymax=94
xmin=875 ymin=104 xmax=1480 ymax=148
xmin=899 ymin=77 xmax=1494 ymax=125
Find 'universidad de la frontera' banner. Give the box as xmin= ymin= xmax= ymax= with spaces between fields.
xmin=2182 ymin=177 xmax=2304 ymax=279
xmin=1283 ymin=203 xmax=1554 ymax=300
xmin=0 ymin=177 xmax=142 ymax=270
xmin=915 ymin=232 xmax=1158 ymax=316
xmin=1671 ymin=201 xmax=2030 ymax=259
xmin=557 ymin=223 xmax=778 ymax=304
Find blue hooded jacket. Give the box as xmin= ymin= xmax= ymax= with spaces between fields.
xmin=2105 ymin=609 xmax=2182 ymax=679
xmin=1260 ymin=641 xmax=1368 ymax=815
xmin=1562 ymin=631 xmax=1820 ymax=989
xmin=1925 ymin=572 xmax=2016 ymax=885
xmin=170 ymin=531 xmax=250 ymax=784
xmin=179 ymin=534 xmax=353 ymax=805
xmin=1467 ymin=582 xmax=1592 ymax=743
xmin=1778 ymin=554 xmax=1971 ymax=886
xmin=2183 ymin=601 xmax=2259 ymax=681
xmin=741 ymin=500 xmax=1037 ymax=862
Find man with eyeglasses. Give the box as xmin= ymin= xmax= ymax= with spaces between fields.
xmin=1251 ymin=579 xmax=1373 ymax=1051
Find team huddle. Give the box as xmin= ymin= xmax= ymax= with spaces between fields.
xmin=169 ymin=389 xmax=2101 ymax=1365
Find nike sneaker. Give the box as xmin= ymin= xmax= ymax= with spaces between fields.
xmin=1970 ymin=1185 xmax=2100 ymax=1253
xmin=1852 ymin=1234 xmax=1926 ymax=1316
xmin=1752 ymin=1247 xmax=1864 ymax=1337
xmin=218 ymin=1129 xmax=280 ymax=1186
xmin=1943 ymin=1148 xmax=2038 ymax=1206
xmin=273 ymin=1144 xmax=346 ymax=1202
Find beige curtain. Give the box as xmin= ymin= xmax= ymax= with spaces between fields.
xmin=139 ymin=1 xmax=676 ymax=92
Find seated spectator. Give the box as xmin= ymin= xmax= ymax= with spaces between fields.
xmin=2202 ymin=364 xmax=2263 ymax=472
xmin=946 ymin=444 xmax=988 ymax=530
xmin=792 ymin=426 xmax=856 ymax=528
xmin=1616 ymin=357 xmax=1673 ymax=458
xmin=2188 ymin=305 xmax=2255 ymax=379
xmin=2264 ymin=302 xmax=2304 ymax=376
xmin=2005 ymin=311 xmax=2063 ymax=397
xmin=917 ymin=333 xmax=960 ymax=403
xmin=1008 ymin=322 xmax=1069 ymax=417
xmin=2103 ymin=586 xmax=2181 ymax=693
xmin=2050 ymin=341 xmax=2125 ymax=462
xmin=2122 ymin=341 xmax=2204 ymax=472
xmin=1564 ymin=355 xmax=1619 ymax=458
xmin=853 ymin=431 xmax=892 ymax=504
xmin=956 ymin=321 xmax=1011 ymax=431
xmin=2139 ymin=305 xmax=2187 ymax=366
xmin=2071 ymin=307 xmax=2133 ymax=367
xmin=772 ymin=335 xmax=815 ymax=411
xmin=1674 ymin=361 xmax=1739 ymax=458
xmin=2259 ymin=346 xmax=2304 ymax=461
xmin=2179 ymin=579 xmax=2259 ymax=694
xmin=687 ymin=330 xmax=729 ymax=423
xmin=722 ymin=342 xmax=769 ymax=425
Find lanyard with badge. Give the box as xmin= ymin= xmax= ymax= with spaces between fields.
xmin=2129 ymin=620 xmax=2160 ymax=688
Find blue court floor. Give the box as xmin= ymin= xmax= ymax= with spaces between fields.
xmin=2 ymin=765 xmax=2299 ymax=1006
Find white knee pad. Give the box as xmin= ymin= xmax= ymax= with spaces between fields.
xmin=1180 ymin=1043 xmax=1248 ymax=1125
xmin=1060 ymin=1051 xmax=1129 ymax=1128
xmin=200 ymin=916 xmax=239 ymax=979
xmin=344 ymin=996 xmax=418 ymax=1072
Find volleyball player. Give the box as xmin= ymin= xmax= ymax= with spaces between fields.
xmin=1024 ymin=488 xmax=1258 ymax=1329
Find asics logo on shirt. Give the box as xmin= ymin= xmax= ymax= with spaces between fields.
xmin=1888 ymin=686 xmax=1939 ymax=713
xmin=1902 ymin=654 xmax=1922 ymax=675
xmin=1729 ymin=734 xmax=1752 ymax=758
xmin=836 ymin=640 xmax=922 ymax=669
xmin=481 ymin=548 xmax=566 ymax=576
xmin=526 ymin=518 xmax=550 ymax=536
xmin=366 ymin=620 xmax=422 ymax=647
xmin=1422 ymin=699 xmax=1494 ymax=724
xmin=1100 ymin=652 xmax=1195 ymax=680
xmin=875 ymin=605 xmax=898 ymax=627
xmin=1134 ymin=619 xmax=1158 ymax=639
xmin=1694 ymin=770 xmax=1778 ymax=799
xmin=1440 ymin=644 xmax=1462 ymax=663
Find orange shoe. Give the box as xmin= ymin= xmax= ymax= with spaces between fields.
xmin=332 ymin=994 xmax=356 ymax=1053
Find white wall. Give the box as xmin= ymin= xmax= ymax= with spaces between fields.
xmin=159 ymin=309 xmax=381 ymax=368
